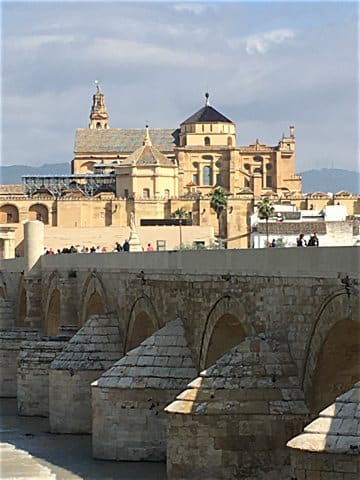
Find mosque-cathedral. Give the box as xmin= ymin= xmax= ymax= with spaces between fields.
xmin=0 ymin=85 xmax=359 ymax=252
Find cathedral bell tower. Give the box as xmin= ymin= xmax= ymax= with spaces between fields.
xmin=89 ymin=81 xmax=110 ymax=129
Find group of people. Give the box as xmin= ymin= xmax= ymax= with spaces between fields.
xmin=114 ymin=241 xmax=155 ymax=252
xmin=44 ymin=241 xmax=156 ymax=255
xmin=114 ymin=240 xmax=130 ymax=252
xmin=296 ymin=232 xmax=319 ymax=247
xmin=45 ymin=245 xmax=109 ymax=255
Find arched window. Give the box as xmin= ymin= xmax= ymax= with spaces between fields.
xmin=203 ymin=166 xmax=212 ymax=186
xmin=266 ymin=163 xmax=272 ymax=170
xmin=0 ymin=204 xmax=19 ymax=223
xmin=96 ymin=122 xmax=101 ymax=129
xmin=244 ymin=163 xmax=250 ymax=170
xmin=253 ymin=155 xmax=263 ymax=162
xmin=164 ymin=189 xmax=170 ymax=199
xmin=227 ymin=136 xmax=233 ymax=146
xmin=29 ymin=204 xmax=49 ymax=224
xmin=204 ymin=137 xmax=210 ymax=146
xmin=142 ymin=188 xmax=150 ymax=199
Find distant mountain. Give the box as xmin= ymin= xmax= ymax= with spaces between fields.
xmin=0 ymin=163 xmax=70 ymax=184
xmin=0 ymin=163 xmax=359 ymax=194
xmin=300 ymin=168 xmax=359 ymax=194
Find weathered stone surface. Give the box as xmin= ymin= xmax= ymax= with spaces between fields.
xmin=165 ymin=336 xmax=309 ymax=479
xmin=49 ymin=315 xmax=123 ymax=433
xmin=17 ymin=332 xmax=74 ymax=417
xmin=0 ymin=328 xmax=39 ymax=397
xmin=0 ymin=297 xmax=16 ymax=329
xmin=287 ymin=382 xmax=360 ymax=479
xmin=92 ymin=318 xmax=197 ymax=461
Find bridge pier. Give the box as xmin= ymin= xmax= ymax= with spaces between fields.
xmin=287 ymin=382 xmax=360 ymax=479
xmin=49 ymin=314 xmax=122 ymax=433
xmin=165 ymin=336 xmax=309 ymax=479
xmin=92 ymin=318 xmax=197 ymax=461
xmin=17 ymin=327 xmax=77 ymax=417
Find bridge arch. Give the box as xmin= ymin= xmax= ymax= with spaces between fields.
xmin=79 ymin=272 xmax=108 ymax=325
xmin=124 ymin=295 xmax=159 ymax=353
xmin=15 ymin=277 xmax=26 ymax=327
xmin=46 ymin=288 xmax=61 ymax=336
xmin=199 ymin=294 xmax=252 ymax=370
xmin=0 ymin=272 xmax=6 ymax=298
xmin=302 ymin=291 xmax=360 ymax=414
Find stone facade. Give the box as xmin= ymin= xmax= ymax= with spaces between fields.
xmin=49 ymin=314 xmax=122 ymax=433
xmin=92 ymin=319 xmax=197 ymax=461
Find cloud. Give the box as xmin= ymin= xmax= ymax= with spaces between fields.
xmin=6 ymin=34 xmax=76 ymax=50
xmin=245 ymin=29 xmax=295 ymax=54
xmin=81 ymin=38 xmax=223 ymax=69
xmin=173 ymin=3 xmax=209 ymax=15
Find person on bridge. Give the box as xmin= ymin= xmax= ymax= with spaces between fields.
xmin=308 ymin=232 xmax=319 ymax=247
xmin=296 ymin=234 xmax=307 ymax=247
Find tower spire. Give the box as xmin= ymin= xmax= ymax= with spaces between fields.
xmin=205 ymin=92 xmax=210 ymax=106
xmin=89 ymin=81 xmax=110 ymax=129
xmin=143 ymin=125 xmax=152 ymax=146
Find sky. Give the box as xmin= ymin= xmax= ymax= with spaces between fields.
xmin=1 ymin=1 xmax=359 ymax=173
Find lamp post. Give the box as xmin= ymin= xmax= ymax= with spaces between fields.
xmin=179 ymin=219 xmax=183 ymax=249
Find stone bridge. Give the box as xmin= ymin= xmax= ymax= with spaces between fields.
xmin=0 ymin=232 xmax=359 ymax=478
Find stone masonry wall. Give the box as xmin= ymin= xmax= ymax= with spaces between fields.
xmin=290 ymin=450 xmax=359 ymax=480
xmin=17 ymin=337 xmax=69 ymax=416
xmin=49 ymin=369 xmax=103 ymax=433
xmin=167 ymin=412 xmax=306 ymax=480
xmin=0 ymin=329 xmax=39 ymax=397
xmin=93 ymin=388 xmax=178 ymax=461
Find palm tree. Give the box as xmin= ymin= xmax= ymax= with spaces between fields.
xmin=210 ymin=187 xmax=228 ymax=246
xmin=171 ymin=207 xmax=189 ymax=219
xmin=257 ymin=196 xmax=275 ymax=247
xmin=171 ymin=208 xmax=189 ymax=249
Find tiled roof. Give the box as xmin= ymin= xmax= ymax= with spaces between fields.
xmin=181 ymin=105 xmax=233 ymax=125
xmin=166 ymin=336 xmax=308 ymax=416
xmin=93 ymin=318 xmax=197 ymax=390
xmin=50 ymin=315 xmax=122 ymax=371
xmin=255 ymin=222 xmax=327 ymax=235
xmin=0 ymin=184 xmax=24 ymax=195
xmin=122 ymin=144 xmax=175 ymax=167
xmin=74 ymin=128 xmax=179 ymax=153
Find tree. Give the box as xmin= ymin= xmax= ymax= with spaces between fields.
xmin=171 ymin=208 xmax=189 ymax=249
xmin=171 ymin=207 xmax=189 ymax=219
xmin=210 ymin=187 xmax=228 ymax=245
xmin=257 ymin=196 xmax=275 ymax=247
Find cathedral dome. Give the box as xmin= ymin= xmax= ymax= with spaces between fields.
xmin=181 ymin=93 xmax=233 ymax=125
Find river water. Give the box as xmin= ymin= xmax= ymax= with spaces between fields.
xmin=0 ymin=398 xmax=166 ymax=479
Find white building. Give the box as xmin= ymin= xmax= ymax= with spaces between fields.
xmin=251 ymin=204 xmax=359 ymax=248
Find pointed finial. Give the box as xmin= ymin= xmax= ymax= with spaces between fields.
xmin=205 ymin=92 xmax=210 ymax=106
xmin=143 ymin=124 xmax=152 ymax=146
xmin=95 ymin=80 xmax=100 ymax=93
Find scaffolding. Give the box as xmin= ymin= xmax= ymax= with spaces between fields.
xmin=22 ymin=174 xmax=116 ymax=198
